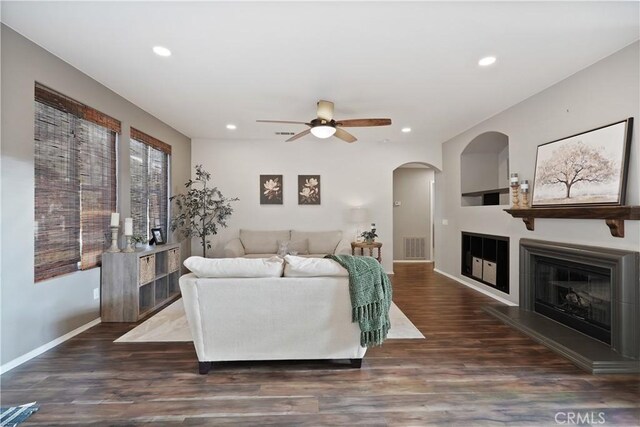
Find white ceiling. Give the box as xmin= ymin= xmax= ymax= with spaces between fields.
xmin=2 ymin=1 xmax=638 ymax=146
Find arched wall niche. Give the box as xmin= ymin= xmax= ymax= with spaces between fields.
xmin=460 ymin=131 xmax=510 ymax=206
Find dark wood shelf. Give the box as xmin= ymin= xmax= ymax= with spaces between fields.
xmin=461 ymin=187 xmax=509 ymax=197
xmin=504 ymin=206 xmax=640 ymax=238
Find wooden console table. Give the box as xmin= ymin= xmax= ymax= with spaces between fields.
xmin=351 ymin=241 xmax=382 ymax=263
xmin=504 ymin=206 xmax=640 ymax=238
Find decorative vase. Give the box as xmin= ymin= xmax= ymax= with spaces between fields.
xmin=365 ymin=238 xmax=374 ymax=244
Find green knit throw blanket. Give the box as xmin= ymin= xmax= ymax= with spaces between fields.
xmin=326 ymin=255 xmax=392 ymax=347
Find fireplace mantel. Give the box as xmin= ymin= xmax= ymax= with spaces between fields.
xmin=504 ymin=205 xmax=640 ymax=237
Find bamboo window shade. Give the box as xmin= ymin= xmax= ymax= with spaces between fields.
xmin=34 ymin=83 xmax=119 ymax=282
xmin=130 ymin=128 xmax=170 ymax=239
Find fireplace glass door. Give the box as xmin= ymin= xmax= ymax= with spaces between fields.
xmin=534 ymin=257 xmax=611 ymax=344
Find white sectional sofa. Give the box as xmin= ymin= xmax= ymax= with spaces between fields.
xmin=180 ymin=256 xmax=366 ymax=374
xmin=223 ymin=229 xmax=351 ymax=258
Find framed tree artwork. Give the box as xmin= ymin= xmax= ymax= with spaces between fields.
xmin=298 ymin=175 xmax=321 ymax=205
xmin=532 ymin=118 xmax=633 ymax=207
xmin=260 ymin=175 xmax=283 ymax=205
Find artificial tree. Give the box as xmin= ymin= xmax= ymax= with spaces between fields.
xmin=170 ymin=165 xmax=238 ymax=257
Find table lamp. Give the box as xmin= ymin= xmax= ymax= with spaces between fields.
xmin=349 ymin=207 xmax=370 ymax=242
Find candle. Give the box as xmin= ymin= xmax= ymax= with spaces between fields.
xmin=510 ymin=173 xmax=519 ymax=184
xmin=521 ymin=180 xmax=529 ymax=192
xmin=110 ymin=213 xmax=119 ymax=227
xmin=124 ymin=218 xmax=133 ymax=236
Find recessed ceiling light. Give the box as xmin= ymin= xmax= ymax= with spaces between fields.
xmin=226 ymin=124 xmax=237 ymax=130
xmin=401 ymin=127 xmax=411 ymax=133
xmin=152 ymin=46 xmax=171 ymax=57
xmin=478 ymin=56 xmax=496 ymax=66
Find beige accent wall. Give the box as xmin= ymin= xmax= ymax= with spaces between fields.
xmin=0 ymin=25 xmax=191 ymax=366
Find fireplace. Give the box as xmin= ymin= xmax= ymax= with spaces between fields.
xmin=534 ymin=257 xmax=611 ymax=345
xmin=520 ymin=239 xmax=639 ymax=361
xmin=485 ymin=239 xmax=639 ymax=373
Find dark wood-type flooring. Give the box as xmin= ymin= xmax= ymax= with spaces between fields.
xmin=2 ymin=263 xmax=639 ymax=426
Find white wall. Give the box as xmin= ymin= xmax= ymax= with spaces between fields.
xmin=435 ymin=42 xmax=640 ymax=304
xmin=191 ymin=138 xmax=441 ymax=273
xmin=393 ymin=167 xmax=434 ymax=260
xmin=0 ymin=25 xmax=192 ymax=367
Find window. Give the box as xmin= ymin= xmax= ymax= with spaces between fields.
xmin=34 ymin=83 xmax=120 ymax=282
xmin=130 ymin=128 xmax=170 ymax=240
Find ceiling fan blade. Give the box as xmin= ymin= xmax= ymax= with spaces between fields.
xmin=336 ymin=118 xmax=392 ymax=127
xmin=286 ymin=129 xmax=311 ymax=142
xmin=257 ymin=120 xmax=310 ymax=125
xmin=316 ymin=100 xmax=334 ymax=121
xmin=334 ymin=127 xmax=357 ymax=143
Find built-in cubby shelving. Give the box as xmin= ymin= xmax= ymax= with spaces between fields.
xmin=461 ymin=232 xmax=509 ymax=294
xmin=102 ymin=243 xmax=181 ymax=322
xmin=504 ymin=206 xmax=640 ymax=238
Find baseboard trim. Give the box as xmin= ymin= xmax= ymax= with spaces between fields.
xmin=434 ymin=268 xmax=517 ymax=307
xmin=0 ymin=317 xmax=101 ymax=375
xmin=393 ymin=260 xmax=434 ymax=263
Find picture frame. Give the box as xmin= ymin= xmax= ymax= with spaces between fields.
xmin=531 ymin=118 xmax=633 ymax=207
xmin=151 ymin=227 xmax=166 ymax=245
xmin=298 ymin=175 xmax=321 ymax=205
xmin=260 ymin=174 xmax=283 ymax=205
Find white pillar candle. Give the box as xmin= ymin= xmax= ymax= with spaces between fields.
xmin=110 ymin=213 xmax=120 ymax=227
xmin=510 ymin=173 xmax=519 ymax=184
xmin=124 ymin=218 xmax=133 ymax=236
xmin=521 ymin=180 xmax=529 ymax=192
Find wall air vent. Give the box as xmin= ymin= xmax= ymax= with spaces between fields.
xmin=275 ymin=132 xmax=296 ymax=136
xmin=404 ymin=237 xmax=426 ymax=260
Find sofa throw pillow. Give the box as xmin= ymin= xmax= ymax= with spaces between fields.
xmin=290 ymin=230 xmax=342 ymax=255
xmin=283 ymin=255 xmax=348 ymax=277
xmin=239 ymin=229 xmax=290 ymax=254
xmin=277 ymin=239 xmax=309 ymax=256
xmin=184 ymin=256 xmax=284 ymax=278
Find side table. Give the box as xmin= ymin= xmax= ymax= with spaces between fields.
xmin=351 ymin=241 xmax=382 ymax=264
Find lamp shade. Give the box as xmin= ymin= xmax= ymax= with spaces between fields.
xmin=349 ymin=207 xmax=370 ymax=224
xmin=310 ymin=125 xmax=336 ymax=139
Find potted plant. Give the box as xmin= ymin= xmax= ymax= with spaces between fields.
xmin=170 ymin=165 xmax=239 ymax=257
xmin=131 ymin=234 xmax=148 ymax=248
xmin=360 ymin=226 xmax=378 ymax=244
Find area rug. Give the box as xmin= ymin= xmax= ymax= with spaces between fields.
xmin=115 ymin=299 xmax=424 ymax=343
xmin=0 ymin=402 xmax=39 ymax=427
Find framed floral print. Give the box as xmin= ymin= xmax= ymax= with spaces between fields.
xmin=260 ymin=175 xmax=283 ymax=205
xmin=298 ymin=175 xmax=320 ymax=205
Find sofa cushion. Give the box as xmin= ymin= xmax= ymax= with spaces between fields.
xmin=240 ymin=229 xmax=290 ymax=254
xmin=284 ymin=255 xmax=348 ymax=277
xmin=184 ymin=256 xmax=284 ymax=278
xmin=290 ymin=230 xmax=342 ymax=255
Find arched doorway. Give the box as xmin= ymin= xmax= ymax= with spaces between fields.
xmin=392 ymin=162 xmax=435 ymax=262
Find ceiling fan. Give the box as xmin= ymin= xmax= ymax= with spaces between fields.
xmin=257 ymin=100 xmax=392 ymax=143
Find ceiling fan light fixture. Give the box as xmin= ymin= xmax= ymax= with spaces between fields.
xmin=310 ymin=125 xmax=336 ymax=139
